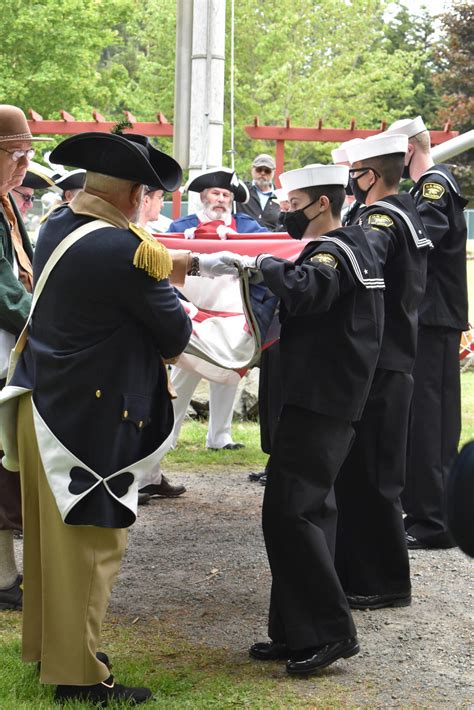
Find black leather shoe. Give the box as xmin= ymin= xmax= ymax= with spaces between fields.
xmin=249 ymin=641 xmax=290 ymax=661
xmin=286 ymin=637 xmax=359 ymax=675
xmin=406 ymin=532 xmax=454 ymax=550
xmin=0 ymin=575 xmax=22 ymax=610
xmin=209 ymin=443 xmax=245 ymax=450
xmin=137 ymin=492 xmax=151 ymax=506
xmin=259 ymin=474 xmax=267 ymax=486
xmin=54 ymin=674 xmax=152 ymax=704
xmin=248 ymin=471 xmax=266 ymax=481
xmin=139 ymin=475 xmax=186 ymax=498
xmin=347 ymin=591 xmax=411 ymax=610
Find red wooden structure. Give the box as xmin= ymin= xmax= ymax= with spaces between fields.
xmin=27 ymin=109 xmax=183 ymax=217
xmin=245 ymin=117 xmax=459 ymax=186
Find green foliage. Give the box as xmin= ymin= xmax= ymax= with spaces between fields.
xmin=0 ymin=0 xmax=456 ymax=174
xmin=433 ymin=1 xmax=474 ymax=201
xmin=223 ymin=0 xmax=440 ymax=172
xmin=0 ymin=0 xmax=132 ymax=118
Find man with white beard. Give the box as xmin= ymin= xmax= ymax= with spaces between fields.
xmin=167 ymin=168 xmax=265 ymax=451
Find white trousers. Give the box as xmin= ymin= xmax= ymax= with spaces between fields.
xmin=171 ymin=367 xmax=239 ymax=449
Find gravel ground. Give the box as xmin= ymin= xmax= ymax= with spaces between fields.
xmin=111 ymin=470 xmax=473 ymax=709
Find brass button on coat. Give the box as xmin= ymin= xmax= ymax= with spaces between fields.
xmin=123 ymin=410 xmax=129 ymax=419
xmin=95 ymin=390 xmax=102 ymax=398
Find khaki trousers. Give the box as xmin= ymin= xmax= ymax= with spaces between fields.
xmin=17 ymin=394 xmax=128 ymax=685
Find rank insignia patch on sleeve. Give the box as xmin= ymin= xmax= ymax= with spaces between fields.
xmin=367 ymin=214 xmax=394 ymax=228
xmin=422 ymin=182 xmax=445 ymax=200
xmin=310 ymin=252 xmax=338 ymax=268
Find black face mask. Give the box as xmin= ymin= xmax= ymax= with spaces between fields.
xmin=402 ymin=154 xmax=413 ymax=180
xmin=345 ymin=182 xmax=354 ymax=197
xmin=282 ymin=198 xmax=322 ymax=240
xmin=349 ymin=168 xmax=379 ymax=205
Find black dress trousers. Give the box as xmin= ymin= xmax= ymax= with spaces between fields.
xmin=335 ymin=369 xmax=413 ymax=596
xmin=263 ymin=404 xmax=356 ymax=651
xmin=403 ymin=326 xmax=461 ymax=546
xmin=258 ymin=342 xmax=282 ymax=456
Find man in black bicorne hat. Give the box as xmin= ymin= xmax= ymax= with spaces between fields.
xmin=3 ymin=130 xmax=193 ymax=704
xmin=168 ymin=166 xmax=265 ymax=238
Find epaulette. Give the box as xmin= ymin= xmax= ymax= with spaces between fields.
xmin=129 ymin=222 xmax=173 ymax=281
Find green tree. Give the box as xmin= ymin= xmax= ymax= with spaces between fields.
xmin=0 ymin=0 xmax=132 ymax=118
xmin=223 ymin=0 xmax=439 ymax=174
xmin=433 ymin=1 xmax=474 ymax=201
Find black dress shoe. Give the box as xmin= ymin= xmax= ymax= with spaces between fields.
xmin=248 ymin=471 xmax=266 ymax=481
xmin=259 ymin=474 xmax=267 ymax=486
xmin=0 ymin=575 xmax=22 ymax=610
xmin=249 ymin=641 xmax=290 ymax=661
xmin=346 ymin=591 xmax=411 ymax=610
xmin=137 ymin=492 xmax=151 ymax=506
xmin=54 ymin=674 xmax=152 ymax=705
xmin=286 ymin=637 xmax=359 ymax=675
xmin=139 ymin=474 xmax=186 ymax=498
xmin=406 ymin=532 xmax=454 ymax=550
xmin=209 ymin=443 xmax=245 ymax=450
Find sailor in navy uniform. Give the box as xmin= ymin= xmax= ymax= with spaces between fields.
xmin=331 ymin=138 xmax=365 ymax=227
xmin=385 ymin=116 xmax=469 ymax=550
xmin=335 ymin=133 xmax=432 ymax=610
xmin=212 ymin=163 xmax=386 ymax=675
xmin=2 ymin=131 xmax=192 ymax=704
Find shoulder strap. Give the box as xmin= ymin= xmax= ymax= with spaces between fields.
xmin=371 ymin=200 xmax=433 ymax=250
xmin=14 ymin=219 xmax=112 ymax=355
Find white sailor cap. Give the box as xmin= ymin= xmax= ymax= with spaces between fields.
xmin=386 ymin=116 xmax=426 ymax=138
xmin=280 ymin=163 xmax=349 ymax=192
xmin=331 ymin=138 xmax=363 ymax=165
xmin=346 ymin=133 xmax=408 ymax=164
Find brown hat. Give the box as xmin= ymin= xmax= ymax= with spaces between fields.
xmin=0 ymin=105 xmax=49 ymax=143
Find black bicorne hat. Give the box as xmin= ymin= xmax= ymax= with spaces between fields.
xmin=185 ymin=167 xmax=249 ymax=203
xmin=54 ymin=169 xmax=86 ymax=192
xmin=49 ymin=132 xmax=182 ymax=192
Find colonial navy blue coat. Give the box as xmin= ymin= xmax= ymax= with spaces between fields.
xmin=11 ymin=193 xmax=192 ymax=527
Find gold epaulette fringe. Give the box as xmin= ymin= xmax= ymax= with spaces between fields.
xmin=129 ymin=222 xmax=173 ymax=281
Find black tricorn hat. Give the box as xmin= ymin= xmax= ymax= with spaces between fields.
xmin=54 ymin=169 xmax=86 ymax=192
xmin=22 ymin=161 xmax=55 ymax=190
xmin=185 ymin=167 xmax=249 ymax=203
xmin=49 ymin=132 xmax=182 ymax=192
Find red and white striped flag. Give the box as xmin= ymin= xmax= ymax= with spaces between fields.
xmin=157 ymin=232 xmax=303 ymax=380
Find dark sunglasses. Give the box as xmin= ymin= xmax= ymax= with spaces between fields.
xmin=13 ymin=189 xmax=34 ymax=204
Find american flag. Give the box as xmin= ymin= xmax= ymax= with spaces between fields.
xmin=157 ymin=233 xmax=304 ymax=380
